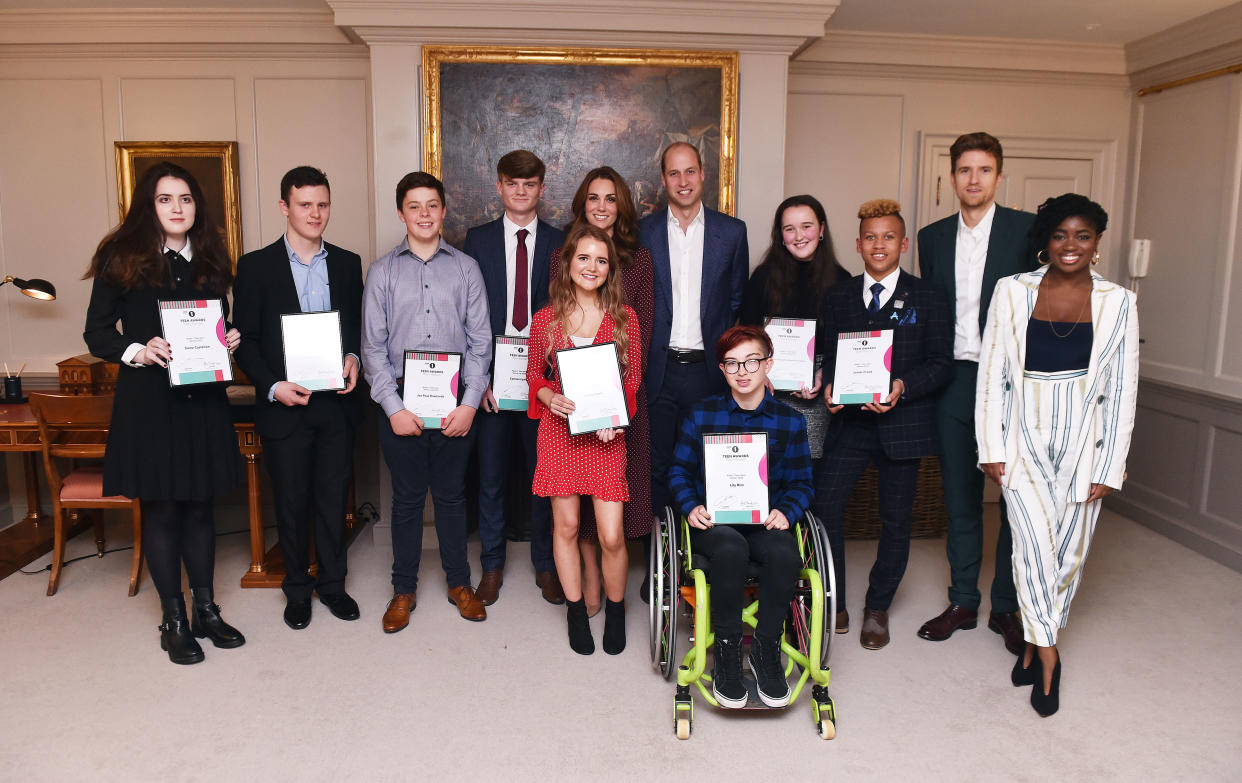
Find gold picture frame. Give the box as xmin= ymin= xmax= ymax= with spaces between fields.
xmin=422 ymin=45 xmax=739 ymax=246
xmin=114 ymin=141 xmax=243 ymax=263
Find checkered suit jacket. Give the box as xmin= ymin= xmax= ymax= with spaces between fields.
xmin=819 ymin=269 xmax=954 ymax=460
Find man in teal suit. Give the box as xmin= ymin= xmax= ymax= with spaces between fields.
xmin=915 ymin=132 xmax=1038 ymax=655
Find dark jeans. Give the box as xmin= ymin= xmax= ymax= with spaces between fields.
xmin=814 ymin=421 xmax=920 ymax=612
xmin=649 ymin=357 xmax=718 ymax=513
xmin=937 ymin=361 xmax=1017 ymax=613
xmin=689 ymin=524 xmax=801 ymax=639
xmin=476 ymin=408 xmax=553 ymax=572
xmin=144 ymin=499 xmax=215 ymax=598
xmin=378 ymin=415 xmax=476 ymax=593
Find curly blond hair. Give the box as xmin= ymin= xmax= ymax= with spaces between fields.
xmin=857 ymin=199 xmax=902 ymax=220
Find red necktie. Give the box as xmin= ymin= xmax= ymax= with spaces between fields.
xmin=513 ymin=228 xmax=529 ymax=332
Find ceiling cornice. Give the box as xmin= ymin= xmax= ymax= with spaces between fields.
xmin=0 ymin=8 xmax=355 ymax=46
xmin=353 ymin=27 xmax=809 ymax=55
xmin=1126 ymin=2 xmax=1242 ymax=75
xmin=789 ymin=60 xmax=1130 ymax=90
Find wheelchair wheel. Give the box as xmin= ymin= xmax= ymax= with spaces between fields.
xmin=650 ymin=506 xmax=679 ymax=680
xmin=789 ymin=511 xmax=835 ymax=668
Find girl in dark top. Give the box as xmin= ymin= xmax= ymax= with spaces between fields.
xmin=740 ymin=195 xmax=849 ymax=458
xmin=84 ymin=161 xmax=245 ymax=665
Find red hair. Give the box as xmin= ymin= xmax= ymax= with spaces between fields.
xmin=715 ymin=325 xmax=772 ymax=364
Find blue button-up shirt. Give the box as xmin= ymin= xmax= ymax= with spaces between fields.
xmin=362 ymin=237 xmax=492 ymax=417
xmin=284 ymin=234 xmax=331 ymax=312
xmin=668 ymin=390 xmax=813 ymax=523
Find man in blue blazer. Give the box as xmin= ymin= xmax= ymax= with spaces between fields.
xmin=816 ymin=199 xmax=953 ymax=650
xmin=233 ymin=166 xmax=363 ymax=629
xmin=462 ymin=150 xmax=564 ymax=607
xmin=640 ymin=142 xmax=749 ymax=517
xmin=915 ymin=132 xmax=1039 ymax=654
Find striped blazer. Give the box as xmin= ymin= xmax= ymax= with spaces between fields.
xmin=976 ymin=268 xmax=1139 ymax=501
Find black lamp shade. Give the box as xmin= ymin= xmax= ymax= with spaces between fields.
xmin=3 ymin=275 xmax=56 ymax=301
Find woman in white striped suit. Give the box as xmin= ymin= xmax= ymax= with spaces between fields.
xmin=976 ymin=193 xmax=1139 ymax=717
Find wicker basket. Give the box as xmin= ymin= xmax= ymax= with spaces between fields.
xmin=842 ymin=456 xmax=947 ymax=539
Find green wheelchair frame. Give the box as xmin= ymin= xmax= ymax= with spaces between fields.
xmin=649 ymin=506 xmax=838 ymax=740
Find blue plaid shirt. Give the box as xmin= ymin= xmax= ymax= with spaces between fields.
xmin=669 ymin=390 xmax=813 ymax=523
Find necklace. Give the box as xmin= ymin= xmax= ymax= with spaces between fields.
xmin=1046 ymin=292 xmax=1091 ymax=338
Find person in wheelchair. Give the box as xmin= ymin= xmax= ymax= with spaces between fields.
xmin=668 ymin=325 xmax=814 ymax=708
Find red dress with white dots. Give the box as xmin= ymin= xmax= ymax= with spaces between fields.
xmin=527 ymin=304 xmax=642 ymax=502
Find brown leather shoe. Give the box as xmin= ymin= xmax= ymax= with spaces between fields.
xmin=447 ymin=585 xmax=487 ymax=621
xmin=988 ymin=611 xmax=1025 ymax=655
xmin=475 ymin=569 xmax=503 ymax=606
xmin=535 ymin=571 xmax=566 ymax=605
xmin=917 ymin=603 xmax=978 ymax=642
xmin=860 ymin=608 xmax=890 ymax=650
xmin=382 ymin=593 xmax=416 ymax=634
xmin=835 ymin=609 xmax=850 ymax=634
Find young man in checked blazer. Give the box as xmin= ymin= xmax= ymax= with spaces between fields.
xmin=815 ymin=199 xmax=953 ymax=650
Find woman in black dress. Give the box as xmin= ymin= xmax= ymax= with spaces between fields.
xmin=84 ymin=162 xmax=246 ymax=665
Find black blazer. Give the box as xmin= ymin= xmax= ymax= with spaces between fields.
xmin=819 ymin=270 xmax=953 ymax=460
xmin=232 ymin=237 xmax=364 ymax=440
xmin=462 ymin=217 xmax=562 ymax=340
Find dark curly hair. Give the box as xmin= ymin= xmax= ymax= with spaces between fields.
xmin=1029 ymin=193 xmax=1109 ymax=251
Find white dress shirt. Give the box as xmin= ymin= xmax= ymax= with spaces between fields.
xmin=953 ymin=202 xmax=995 ymax=362
xmin=667 ymin=207 xmax=705 ymax=351
xmin=502 ymin=213 xmax=537 ymax=337
xmin=861 ymin=265 xmax=901 ymax=312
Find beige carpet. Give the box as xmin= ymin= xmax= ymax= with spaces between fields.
xmin=1 ymin=507 xmax=1238 ymax=782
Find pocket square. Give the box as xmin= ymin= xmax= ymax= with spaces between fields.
xmin=898 ymin=307 xmax=918 ymax=325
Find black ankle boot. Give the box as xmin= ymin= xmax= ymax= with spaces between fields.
xmin=1031 ymin=656 xmax=1062 ymax=717
xmin=1012 ymin=645 xmax=1041 ymax=687
xmin=566 ymin=598 xmax=595 ymax=655
xmin=602 ymin=599 xmax=626 ymax=655
xmin=190 ymin=587 xmax=246 ymax=649
xmin=159 ymin=594 xmax=205 ymax=665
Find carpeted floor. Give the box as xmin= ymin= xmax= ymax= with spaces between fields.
xmin=1 ymin=507 xmax=1238 ymax=782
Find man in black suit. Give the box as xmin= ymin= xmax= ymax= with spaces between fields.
xmin=462 ymin=150 xmax=564 ymax=607
xmin=915 ymin=132 xmax=1038 ymax=654
xmin=816 ymin=199 xmax=952 ymax=650
xmin=233 ymin=166 xmax=364 ymax=629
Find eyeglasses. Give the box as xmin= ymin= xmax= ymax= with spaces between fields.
xmin=721 ymin=356 xmax=769 ymax=374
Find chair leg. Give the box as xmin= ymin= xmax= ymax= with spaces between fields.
xmin=46 ymin=508 xmax=65 ymax=596
xmin=129 ymin=504 xmax=143 ymax=597
xmin=91 ymin=510 xmax=105 ymax=556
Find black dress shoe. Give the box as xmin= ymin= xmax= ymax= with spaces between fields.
xmin=917 ymin=603 xmax=978 ymax=641
xmin=988 ymin=611 xmax=1025 ymax=656
xmin=1031 ymin=656 xmax=1062 ymax=717
xmin=319 ymin=591 xmax=360 ymax=621
xmin=284 ymin=598 xmax=312 ymax=630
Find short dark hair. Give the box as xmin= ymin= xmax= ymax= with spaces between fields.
xmin=497 ymin=150 xmax=546 ymax=182
xmin=395 ymin=171 xmax=445 ymax=210
xmin=280 ymin=166 xmax=330 ymax=203
xmin=949 ymin=132 xmax=1004 ymax=173
xmin=1029 ymin=193 xmax=1109 ymax=251
xmin=716 ymin=325 xmax=772 ymax=364
xmin=660 ymin=141 xmax=703 ymax=173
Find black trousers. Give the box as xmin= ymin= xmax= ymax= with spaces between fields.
xmin=689 ymin=525 xmax=801 ymax=639
xmin=649 ymin=357 xmax=718 ymax=512
xmin=814 ymin=420 xmax=920 ymax=612
xmin=262 ymin=395 xmax=354 ymax=601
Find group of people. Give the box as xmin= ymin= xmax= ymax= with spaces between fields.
xmin=83 ymin=131 xmax=1138 ymax=719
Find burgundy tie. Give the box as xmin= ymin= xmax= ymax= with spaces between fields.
xmin=513 ymin=228 xmax=529 ymax=332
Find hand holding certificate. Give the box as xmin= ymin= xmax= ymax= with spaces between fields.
xmin=831 ymin=330 xmax=893 ymax=405
xmin=158 ymin=298 xmax=233 ymax=386
xmin=402 ymin=351 xmax=462 ymax=429
xmin=765 ymin=317 xmax=816 ymax=392
xmin=555 ymin=341 xmax=629 ymax=436
xmin=281 ymin=311 xmax=345 ymax=391
xmin=493 ymin=336 xmax=530 ymax=412
xmin=704 ymin=433 xmax=769 ymax=524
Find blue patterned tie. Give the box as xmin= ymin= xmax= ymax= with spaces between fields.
xmin=868 ymin=282 xmax=884 ymax=315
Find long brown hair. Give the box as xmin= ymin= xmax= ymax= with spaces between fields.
xmin=85 ymin=161 xmax=232 ymax=295
xmin=548 ymin=223 xmax=631 ymax=377
xmin=566 ymin=166 xmax=639 ymax=270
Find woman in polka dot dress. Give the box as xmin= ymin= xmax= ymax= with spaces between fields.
xmin=528 ymin=223 xmax=641 ymax=656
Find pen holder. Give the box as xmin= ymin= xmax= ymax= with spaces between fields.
xmin=3 ymin=375 xmax=22 ymax=402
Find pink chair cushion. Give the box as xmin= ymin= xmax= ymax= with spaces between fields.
xmin=60 ymin=466 xmax=131 ymax=502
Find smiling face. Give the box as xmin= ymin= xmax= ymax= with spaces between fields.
xmin=1046 ymin=215 xmax=1100 ymax=277
xmin=398 ymin=186 xmax=445 ymax=246
xmin=950 ymin=149 xmax=1001 ymax=211
xmin=857 ymin=215 xmax=908 ymax=279
xmin=496 ymin=175 xmax=545 ymax=222
xmin=569 ymin=236 xmax=610 ymax=294
xmin=720 ymin=338 xmax=773 ymax=396
xmin=281 ymin=184 xmax=331 ymax=245
xmin=582 ymin=177 xmax=618 ymax=234
xmin=781 ymin=204 xmax=823 ymax=261
xmin=661 ymin=144 xmax=704 ymax=214
xmin=153 ymin=176 xmax=196 ymax=245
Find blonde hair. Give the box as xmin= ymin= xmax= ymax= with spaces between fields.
xmin=857 ymin=199 xmax=902 ymax=220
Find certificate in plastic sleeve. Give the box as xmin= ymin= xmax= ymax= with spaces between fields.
xmin=765 ymin=317 xmax=816 ymax=392
xmin=158 ymin=298 xmax=233 ymax=387
xmin=493 ymin=335 xmax=530 ymax=412
xmin=402 ymin=351 xmax=462 ymax=429
xmin=831 ymin=330 xmax=893 ymax=405
xmin=704 ymin=432 xmax=769 ymax=524
xmin=555 ymin=341 xmax=630 ymax=436
xmin=280 ymin=310 xmax=345 ymax=391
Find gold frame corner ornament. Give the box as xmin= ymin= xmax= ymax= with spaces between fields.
xmin=421 ymin=45 xmax=739 ymax=216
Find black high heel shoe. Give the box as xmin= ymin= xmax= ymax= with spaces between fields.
xmin=1030 ymin=656 xmax=1061 ymax=717
xmin=1011 ymin=646 xmax=1041 ymax=687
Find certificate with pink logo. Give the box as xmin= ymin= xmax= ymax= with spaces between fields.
xmin=555 ymin=341 xmax=629 ymax=436
xmin=765 ymin=317 xmax=816 ymax=392
xmin=280 ymin=310 xmax=345 ymax=391
xmin=704 ymin=432 xmax=769 ymax=524
xmin=402 ymin=351 xmax=462 ymax=429
xmin=832 ymin=330 xmax=893 ymax=405
xmin=158 ymin=298 xmax=233 ymax=387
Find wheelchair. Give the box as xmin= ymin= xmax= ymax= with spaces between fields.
xmin=648 ymin=506 xmax=837 ymax=740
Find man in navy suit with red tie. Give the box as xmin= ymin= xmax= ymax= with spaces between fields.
xmin=463 ymin=150 xmax=564 ymax=608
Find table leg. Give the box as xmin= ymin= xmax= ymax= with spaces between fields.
xmin=21 ymin=452 xmax=47 ymax=525
xmin=245 ymin=452 xmax=265 ymax=574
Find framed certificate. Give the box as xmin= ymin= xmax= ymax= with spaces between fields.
xmin=832 ymin=330 xmax=893 ymax=405
xmin=765 ymin=317 xmax=816 ymax=392
xmin=280 ymin=311 xmax=345 ymax=392
xmin=493 ymin=335 xmax=529 ymax=412
xmin=704 ymin=432 xmax=769 ymax=524
xmin=402 ymin=351 xmax=462 ymax=429
xmin=158 ymin=298 xmax=233 ymax=387
xmin=555 ymin=341 xmax=629 ymax=436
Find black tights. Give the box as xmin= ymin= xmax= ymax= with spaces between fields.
xmin=144 ymin=500 xmax=216 ymax=598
